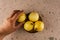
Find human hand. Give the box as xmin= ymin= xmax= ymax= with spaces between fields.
xmin=0 ymin=10 xmax=24 ymax=35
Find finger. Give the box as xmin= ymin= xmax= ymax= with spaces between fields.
xmin=8 ymin=10 xmax=20 ymax=19
xmin=14 ymin=22 xmax=24 ymax=29
xmin=12 ymin=10 xmax=23 ymax=21
xmin=11 ymin=10 xmax=20 ymax=18
xmin=17 ymin=22 xmax=24 ymax=28
xmin=7 ymin=10 xmax=20 ymax=20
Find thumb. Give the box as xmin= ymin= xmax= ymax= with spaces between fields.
xmin=16 ymin=22 xmax=25 ymax=29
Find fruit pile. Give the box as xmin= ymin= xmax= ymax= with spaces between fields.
xmin=17 ymin=11 xmax=44 ymax=33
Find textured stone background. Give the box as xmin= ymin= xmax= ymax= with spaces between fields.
xmin=0 ymin=0 xmax=60 ymax=40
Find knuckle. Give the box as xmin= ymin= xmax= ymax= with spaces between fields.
xmin=8 ymin=19 xmax=13 ymax=23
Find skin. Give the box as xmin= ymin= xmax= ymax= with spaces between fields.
xmin=0 ymin=10 xmax=24 ymax=40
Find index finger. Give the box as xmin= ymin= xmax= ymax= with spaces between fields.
xmin=11 ymin=10 xmax=23 ymax=21
xmin=10 ymin=10 xmax=20 ymax=18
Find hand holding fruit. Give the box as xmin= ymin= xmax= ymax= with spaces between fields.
xmin=0 ymin=10 xmax=44 ymax=34
xmin=0 ymin=10 xmax=24 ymax=35
xmin=0 ymin=10 xmax=44 ymax=40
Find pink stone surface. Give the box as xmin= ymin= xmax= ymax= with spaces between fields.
xmin=0 ymin=0 xmax=60 ymax=40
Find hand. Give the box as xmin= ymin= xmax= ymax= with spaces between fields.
xmin=0 ymin=10 xmax=24 ymax=35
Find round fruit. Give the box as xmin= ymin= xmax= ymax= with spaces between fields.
xmin=24 ymin=21 xmax=33 ymax=31
xmin=34 ymin=21 xmax=44 ymax=31
xmin=17 ymin=12 xmax=26 ymax=22
xmin=29 ymin=12 xmax=39 ymax=22
xmin=24 ymin=21 xmax=44 ymax=33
